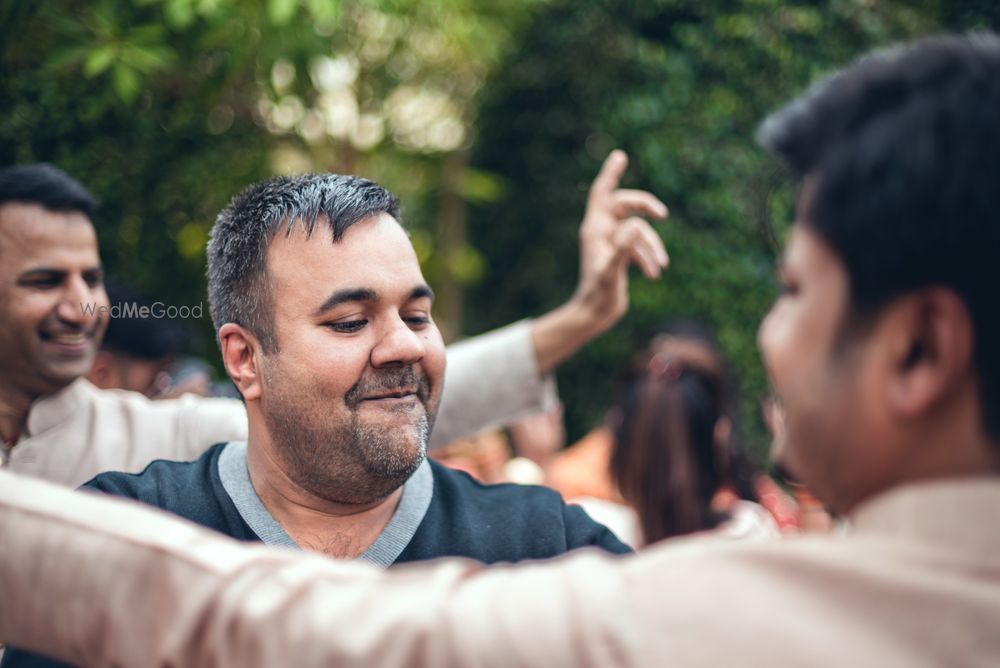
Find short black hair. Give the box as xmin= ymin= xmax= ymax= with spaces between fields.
xmin=0 ymin=163 xmax=97 ymax=217
xmin=207 ymin=173 xmax=401 ymax=352
xmin=758 ymin=33 xmax=1000 ymax=441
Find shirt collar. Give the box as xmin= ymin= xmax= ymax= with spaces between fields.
xmin=849 ymin=476 xmax=1000 ymax=556
xmin=218 ymin=440 xmax=434 ymax=568
xmin=23 ymin=378 xmax=94 ymax=440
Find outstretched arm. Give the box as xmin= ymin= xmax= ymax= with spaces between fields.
xmin=0 ymin=470 xmax=632 ymax=668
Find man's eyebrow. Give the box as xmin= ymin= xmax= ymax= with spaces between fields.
xmin=409 ymin=285 xmax=435 ymax=303
xmin=314 ymin=287 xmax=378 ymax=315
xmin=17 ymin=268 xmax=68 ymax=281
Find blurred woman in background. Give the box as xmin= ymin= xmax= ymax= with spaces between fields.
xmin=569 ymin=320 xmax=778 ymax=546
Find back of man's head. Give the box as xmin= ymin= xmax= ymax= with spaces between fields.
xmin=758 ymin=33 xmax=1000 ymax=442
xmin=206 ymin=174 xmax=400 ymax=352
xmin=0 ymin=164 xmax=97 ymax=217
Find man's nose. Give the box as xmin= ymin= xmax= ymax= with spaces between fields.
xmin=371 ymin=317 xmax=425 ymax=367
xmin=56 ymin=276 xmax=103 ymax=325
xmin=757 ymin=307 xmax=778 ymax=364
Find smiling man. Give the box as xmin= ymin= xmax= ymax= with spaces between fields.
xmin=0 ymin=165 xmax=251 ymax=483
xmin=59 ymin=172 xmax=636 ymax=570
xmin=236 ymin=210 xmax=442 ymax=520
xmin=0 ymin=167 xmax=107 ymax=411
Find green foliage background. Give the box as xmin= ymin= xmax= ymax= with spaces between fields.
xmin=2 ymin=0 xmax=998 ymax=456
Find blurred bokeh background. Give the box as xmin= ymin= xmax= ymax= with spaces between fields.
xmin=3 ymin=0 xmax=998 ymax=457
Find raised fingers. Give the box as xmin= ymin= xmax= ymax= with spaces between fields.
xmin=613 ymin=218 xmax=669 ymax=279
xmin=589 ymin=150 xmax=629 ymax=203
xmin=612 ymin=189 xmax=668 ymax=220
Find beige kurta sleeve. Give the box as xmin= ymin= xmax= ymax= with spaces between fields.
xmin=10 ymin=469 xmax=1000 ymax=667
xmin=431 ymin=320 xmax=558 ymax=449
xmin=0 ymin=470 xmax=631 ymax=668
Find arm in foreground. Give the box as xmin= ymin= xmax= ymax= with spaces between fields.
xmin=0 ymin=470 xmax=632 ymax=668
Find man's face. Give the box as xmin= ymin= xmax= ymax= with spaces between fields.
xmin=0 ymin=203 xmax=108 ymax=399
xmin=258 ymin=213 xmax=445 ymax=504
xmin=758 ymin=224 xmax=883 ymax=513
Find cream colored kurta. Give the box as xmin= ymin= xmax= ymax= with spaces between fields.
xmin=1 ymin=471 xmax=997 ymax=667
xmin=1 ymin=320 xmax=554 ymax=488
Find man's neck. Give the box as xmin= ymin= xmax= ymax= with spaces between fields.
xmin=0 ymin=383 xmax=44 ymax=446
xmin=245 ymin=439 xmax=403 ymax=559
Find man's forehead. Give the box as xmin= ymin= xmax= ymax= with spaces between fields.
xmin=0 ymin=203 xmax=99 ymax=264
xmin=266 ymin=213 xmax=423 ymax=301
xmin=266 ymin=212 xmax=406 ymax=254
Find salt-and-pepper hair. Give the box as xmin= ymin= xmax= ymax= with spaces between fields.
xmin=206 ymin=173 xmax=400 ymax=352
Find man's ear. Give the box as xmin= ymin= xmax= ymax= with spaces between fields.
xmin=219 ymin=323 xmax=264 ymax=402
xmin=884 ymin=288 xmax=973 ymax=418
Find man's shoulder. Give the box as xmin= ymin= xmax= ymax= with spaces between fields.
xmin=405 ymin=460 xmax=631 ymax=562
xmin=428 ymin=458 xmax=566 ymax=510
xmin=83 ymin=442 xmax=226 ymax=502
xmin=82 ymin=442 xmax=258 ymax=543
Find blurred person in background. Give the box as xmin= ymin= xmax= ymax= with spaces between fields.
xmin=431 ymin=429 xmax=516 ymax=484
xmin=570 ymin=320 xmax=777 ymax=547
xmin=507 ymin=402 xmax=566 ymax=474
xmin=0 ymin=164 xmax=248 ymax=486
xmin=433 ymin=403 xmax=565 ymax=485
xmin=87 ymin=282 xmax=222 ymax=399
xmin=85 ymin=282 xmax=188 ymax=397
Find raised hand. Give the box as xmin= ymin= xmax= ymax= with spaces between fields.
xmin=573 ymin=149 xmax=669 ymax=333
xmin=531 ymin=150 xmax=669 ymax=373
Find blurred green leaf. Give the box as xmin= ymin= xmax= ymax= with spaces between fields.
xmin=121 ymin=43 xmax=174 ymax=72
xmin=447 ymin=244 xmax=486 ymax=284
xmin=305 ymin=0 xmax=340 ymax=23
xmin=83 ymin=45 xmax=118 ymax=77
xmin=112 ymin=62 xmax=141 ymax=102
xmin=165 ymin=0 xmax=196 ymax=28
xmin=44 ymin=46 xmax=92 ymax=71
xmin=459 ymin=169 xmax=507 ymax=203
xmin=178 ymin=222 xmax=207 ymax=259
xmin=89 ymin=3 xmax=119 ymax=37
xmin=267 ymin=0 xmax=297 ymax=25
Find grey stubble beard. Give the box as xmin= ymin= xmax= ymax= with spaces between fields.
xmin=262 ymin=363 xmax=436 ymax=506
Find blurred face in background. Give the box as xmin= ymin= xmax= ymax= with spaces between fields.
xmin=0 ymin=203 xmax=108 ymax=399
xmin=757 ymin=223 xmax=882 ymax=514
